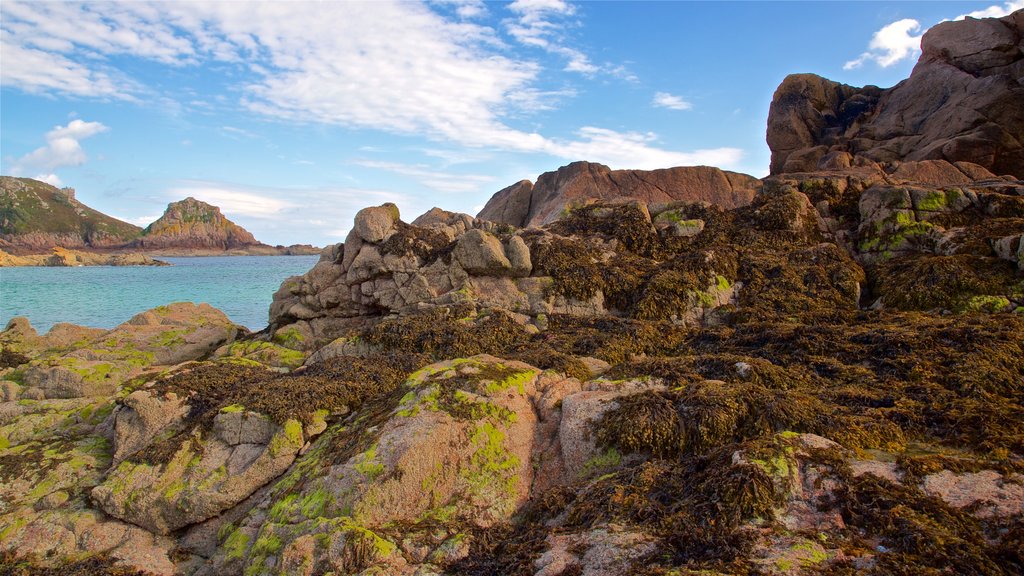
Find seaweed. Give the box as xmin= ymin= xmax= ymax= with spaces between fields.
xmin=0 ymin=349 xmax=29 ymax=369
xmin=130 ymin=353 xmax=427 ymax=465
xmin=870 ymin=254 xmax=1021 ymax=311
xmin=379 ymin=220 xmax=453 ymax=261
xmin=0 ymin=552 xmax=150 ymax=576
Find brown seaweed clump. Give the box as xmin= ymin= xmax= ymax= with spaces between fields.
xmin=0 ymin=552 xmax=151 ymax=576
xmin=870 ymin=254 xmax=1022 ymax=311
xmin=131 ymin=353 xmax=427 ymax=465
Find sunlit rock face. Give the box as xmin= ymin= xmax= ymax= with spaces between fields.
xmin=768 ymin=10 xmax=1024 ymax=178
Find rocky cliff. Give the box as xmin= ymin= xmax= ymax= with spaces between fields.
xmin=767 ymin=10 xmax=1024 ymax=177
xmin=0 ymin=176 xmax=142 ymax=253
xmin=131 ymin=197 xmax=260 ymax=251
xmin=478 ymin=161 xmax=760 ymax=228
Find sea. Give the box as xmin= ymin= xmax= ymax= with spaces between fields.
xmin=0 ymin=255 xmax=320 ymax=333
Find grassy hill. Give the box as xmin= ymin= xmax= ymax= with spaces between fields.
xmin=0 ymin=176 xmax=141 ymax=243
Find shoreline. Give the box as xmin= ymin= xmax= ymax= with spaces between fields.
xmin=0 ymin=247 xmax=322 ymax=267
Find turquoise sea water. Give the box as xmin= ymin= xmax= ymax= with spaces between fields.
xmin=0 ymin=255 xmax=319 ymax=332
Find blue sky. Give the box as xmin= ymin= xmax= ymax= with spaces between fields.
xmin=2 ymin=0 xmax=1021 ymax=247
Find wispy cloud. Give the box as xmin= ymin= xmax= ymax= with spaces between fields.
xmin=220 ymin=126 xmax=259 ymax=140
xmin=2 ymin=1 xmax=738 ymax=173
xmin=355 ymin=160 xmax=498 ymax=194
xmin=548 ymin=127 xmax=743 ymax=171
xmin=7 ymin=119 xmax=109 ymax=181
xmin=165 ymin=185 xmax=296 ymax=219
xmin=653 ymin=92 xmax=693 ymax=111
xmin=505 ymin=0 xmax=599 ymax=74
xmin=431 ymin=0 xmax=488 ymax=19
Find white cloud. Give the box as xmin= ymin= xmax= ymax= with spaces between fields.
xmin=355 ymin=160 xmax=498 ymax=194
xmin=546 ymin=127 xmax=744 ymax=171
xmin=844 ymin=3 xmax=1023 ymax=71
xmin=0 ymin=40 xmax=136 ymax=100
xmin=954 ymin=0 xmax=1024 ymax=20
xmin=504 ymin=0 xmax=605 ymax=75
xmin=653 ymin=92 xmax=693 ymax=111
xmin=220 ymin=126 xmax=259 ymax=139
xmin=35 ymin=173 xmax=63 ymax=187
xmin=9 ymin=119 xmax=109 ymax=176
xmin=432 ymin=0 xmax=488 ymax=19
xmin=2 ymin=1 xmax=740 ymax=175
xmin=166 ymin=186 xmax=296 ymax=219
xmin=844 ymin=18 xmax=922 ymax=70
xmin=114 ymin=213 xmax=162 ymax=227
xmin=506 ymin=0 xmax=575 ymax=49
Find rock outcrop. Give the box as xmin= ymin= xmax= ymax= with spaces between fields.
xmin=0 ymin=246 xmax=168 ymax=267
xmin=478 ymin=161 xmax=760 ymax=228
xmin=768 ymin=10 xmax=1024 ymax=177
xmin=132 ymin=197 xmax=261 ymax=251
xmin=14 ymin=303 xmax=239 ymax=400
xmin=3 ymin=160 xmax=1023 ymax=573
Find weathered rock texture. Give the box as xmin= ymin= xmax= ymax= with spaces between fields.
xmin=478 ymin=161 xmax=760 ymax=228
xmin=768 ymin=10 xmax=1024 ymax=177
xmin=15 ymin=303 xmax=238 ymax=400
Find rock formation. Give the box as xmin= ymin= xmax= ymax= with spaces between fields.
xmin=0 ymin=246 xmax=168 ymax=267
xmin=131 ymin=197 xmax=260 ymax=251
xmin=767 ymin=10 xmax=1024 ymax=177
xmin=478 ymin=161 xmax=760 ymax=228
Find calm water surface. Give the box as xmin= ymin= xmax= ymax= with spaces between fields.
xmin=0 ymin=255 xmax=319 ymax=332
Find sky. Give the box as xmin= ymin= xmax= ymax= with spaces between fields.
xmin=2 ymin=1 xmax=1022 ymax=247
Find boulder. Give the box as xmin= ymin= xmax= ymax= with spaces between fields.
xmin=92 ymin=411 xmax=311 ymax=534
xmin=478 ymin=161 xmax=759 ymax=227
xmin=352 ymin=203 xmax=400 ymax=243
xmin=21 ymin=303 xmax=238 ymax=399
xmin=452 ymin=229 xmax=512 ymax=275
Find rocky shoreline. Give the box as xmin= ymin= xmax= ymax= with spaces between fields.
xmin=0 ymin=246 xmax=320 ymax=267
xmin=0 ymin=247 xmax=170 ymax=267
xmin=0 ymin=9 xmax=1022 ymax=576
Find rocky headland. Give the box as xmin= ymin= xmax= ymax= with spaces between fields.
xmin=0 ymin=178 xmax=319 ymax=265
xmin=1 ymin=10 xmax=1023 ymax=576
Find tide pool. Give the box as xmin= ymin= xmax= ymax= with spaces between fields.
xmin=0 ymin=255 xmax=319 ymax=332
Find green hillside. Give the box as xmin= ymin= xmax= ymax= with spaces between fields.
xmin=0 ymin=176 xmax=141 ymax=242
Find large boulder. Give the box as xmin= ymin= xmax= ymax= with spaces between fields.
xmin=19 ymin=303 xmax=238 ymax=399
xmin=478 ymin=161 xmax=760 ymax=227
xmin=768 ymin=10 xmax=1024 ymax=178
xmin=92 ymin=404 xmax=313 ymax=534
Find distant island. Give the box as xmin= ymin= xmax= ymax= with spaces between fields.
xmin=0 ymin=176 xmax=320 ymax=266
